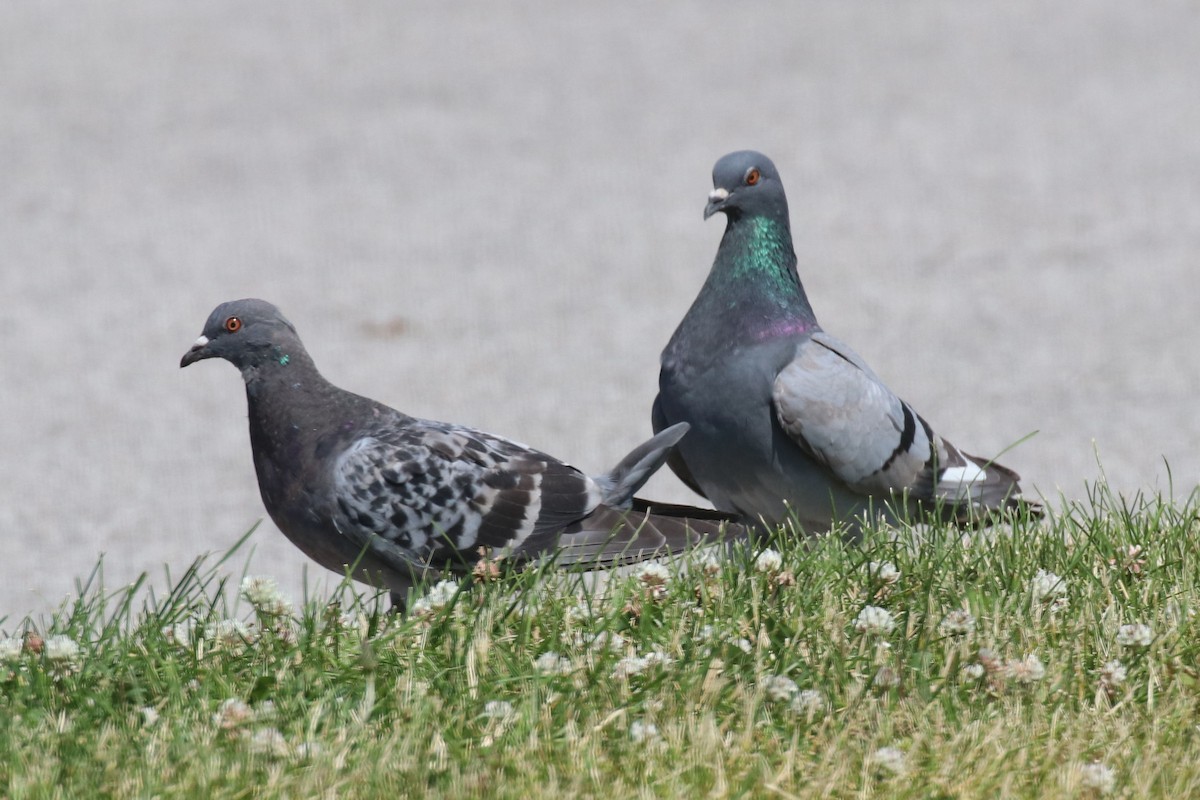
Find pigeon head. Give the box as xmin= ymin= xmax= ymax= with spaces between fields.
xmin=703 ymin=150 xmax=788 ymax=222
xmin=180 ymin=298 xmax=302 ymax=372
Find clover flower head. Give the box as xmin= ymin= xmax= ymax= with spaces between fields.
xmin=790 ymin=689 xmax=826 ymax=715
xmin=872 ymin=746 xmax=906 ymax=776
xmin=754 ymin=549 xmax=783 ymax=574
xmin=1080 ymin=762 xmax=1116 ymax=795
xmin=1030 ymin=569 xmax=1067 ymax=602
xmin=868 ymin=561 xmax=900 ymax=584
xmin=1115 ymin=623 xmax=1152 ymax=649
xmin=410 ymin=580 xmax=460 ymax=618
xmin=629 ymin=720 xmax=661 ymax=743
xmin=241 ymin=575 xmax=292 ymax=616
xmin=534 ymin=651 xmax=572 ymax=675
xmin=483 ymin=700 xmax=514 ymax=719
xmin=636 ymin=562 xmax=671 ymax=587
xmin=1007 ymin=653 xmax=1046 ymax=683
xmin=938 ymin=609 xmax=976 ymax=637
xmin=854 ymin=605 xmax=896 ymax=636
xmin=761 ymin=674 xmax=799 ymax=702
xmin=0 ymin=637 xmax=23 ymax=663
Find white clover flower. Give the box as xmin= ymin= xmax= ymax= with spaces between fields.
xmin=213 ymin=698 xmax=253 ymax=730
xmin=43 ymin=635 xmax=83 ymax=678
xmin=162 ymin=620 xmax=195 ymax=647
xmin=629 ymin=720 xmax=661 ymax=743
xmin=1007 ymin=653 xmax=1046 ymax=683
xmin=410 ymin=580 xmax=460 ymax=618
xmin=1115 ymin=623 xmax=1152 ymax=649
xmin=977 ymin=647 xmax=1003 ymax=675
xmin=612 ymin=651 xmax=672 ymax=679
xmin=1099 ymin=659 xmax=1127 ymax=691
xmin=205 ymin=619 xmax=255 ymax=653
xmin=534 ymin=652 xmax=572 ymax=675
xmin=581 ymin=630 xmax=626 ymax=654
xmin=241 ymin=575 xmax=292 ymax=616
xmin=0 ymin=637 xmax=23 ymax=663
xmin=872 ymin=746 xmax=906 ymax=776
xmin=482 ymin=700 xmax=514 ymax=719
xmin=247 ymin=727 xmax=289 ymax=757
xmin=1030 ymin=569 xmax=1067 ymax=602
xmin=754 ymin=549 xmax=783 ymax=574
xmin=636 ymin=562 xmax=671 ymax=587
xmin=868 ymin=561 xmax=900 ymax=584
xmin=761 ymin=675 xmax=799 ymax=702
xmin=699 ymin=552 xmax=723 ymax=577
xmin=790 ymin=689 xmax=825 ymax=715
xmin=873 ymin=666 xmax=901 ymax=689
xmin=271 ymin=620 xmax=299 ymax=646
xmin=938 ymin=609 xmax=976 ymax=637
xmin=613 ymin=655 xmax=648 ymax=678
xmin=962 ymin=663 xmax=986 ymax=681
xmin=1079 ymin=762 xmax=1116 ymax=795
xmin=139 ymin=706 xmax=160 ymax=727
xmin=854 ymin=606 xmax=896 ymax=636
xmin=335 ymin=610 xmax=370 ymax=637
xmin=44 ymin=634 xmax=81 ymax=664
xmin=642 ymin=650 xmax=672 ymax=669
xmin=565 ymin=600 xmax=596 ymax=625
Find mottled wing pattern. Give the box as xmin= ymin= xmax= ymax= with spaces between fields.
xmin=331 ymin=421 xmax=602 ymax=571
xmin=773 ymin=332 xmax=1019 ymax=509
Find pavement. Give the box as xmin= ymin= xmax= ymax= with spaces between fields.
xmin=2 ymin=1 xmax=1198 ymax=622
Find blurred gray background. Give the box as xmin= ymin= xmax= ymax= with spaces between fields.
xmin=2 ymin=1 xmax=1198 ymax=622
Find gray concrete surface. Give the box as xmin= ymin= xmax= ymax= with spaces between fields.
xmin=2 ymin=1 xmax=1198 ymax=622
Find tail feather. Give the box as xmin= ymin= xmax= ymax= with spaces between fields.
xmin=932 ymin=450 xmax=1043 ymax=526
xmin=515 ymin=500 xmax=748 ymax=569
xmin=593 ymin=423 xmax=691 ymax=508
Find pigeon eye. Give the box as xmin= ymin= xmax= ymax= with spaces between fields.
xmin=745 ymin=168 xmax=761 ymax=186
xmin=224 ymin=316 xmax=242 ymax=333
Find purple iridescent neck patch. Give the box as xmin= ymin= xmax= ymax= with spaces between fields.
xmin=752 ymin=318 xmax=814 ymax=341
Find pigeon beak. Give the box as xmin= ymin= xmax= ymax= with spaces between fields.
xmin=180 ymin=335 xmax=211 ymax=368
xmin=703 ymin=187 xmax=730 ymax=220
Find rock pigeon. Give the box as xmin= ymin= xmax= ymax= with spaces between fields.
xmin=653 ymin=150 xmax=1039 ymax=536
xmin=183 ymin=299 xmax=742 ymax=609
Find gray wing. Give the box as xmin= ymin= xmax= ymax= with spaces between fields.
xmin=772 ymin=332 xmax=1022 ymax=508
xmin=330 ymin=422 xmax=602 ymax=574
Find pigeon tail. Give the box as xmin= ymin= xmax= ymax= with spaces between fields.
xmin=530 ymin=502 xmax=746 ymax=569
xmin=593 ymin=423 xmax=690 ymax=508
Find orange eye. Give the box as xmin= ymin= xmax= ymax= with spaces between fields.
xmin=224 ymin=316 xmax=242 ymax=333
xmin=745 ymin=168 xmax=761 ymax=186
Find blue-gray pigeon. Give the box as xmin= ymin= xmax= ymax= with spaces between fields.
xmin=653 ymin=151 xmax=1039 ymax=536
xmin=183 ymin=299 xmax=742 ymax=609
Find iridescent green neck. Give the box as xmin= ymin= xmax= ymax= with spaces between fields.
xmin=713 ymin=215 xmax=808 ymax=307
xmin=737 ymin=216 xmax=792 ymax=279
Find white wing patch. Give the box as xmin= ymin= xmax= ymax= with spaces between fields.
xmin=937 ymin=463 xmax=988 ymax=500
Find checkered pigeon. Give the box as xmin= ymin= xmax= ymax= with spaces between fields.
xmin=183 ymin=299 xmax=743 ymax=609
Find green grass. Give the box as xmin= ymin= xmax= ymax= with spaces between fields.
xmin=3 ymin=484 xmax=1200 ymax=798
